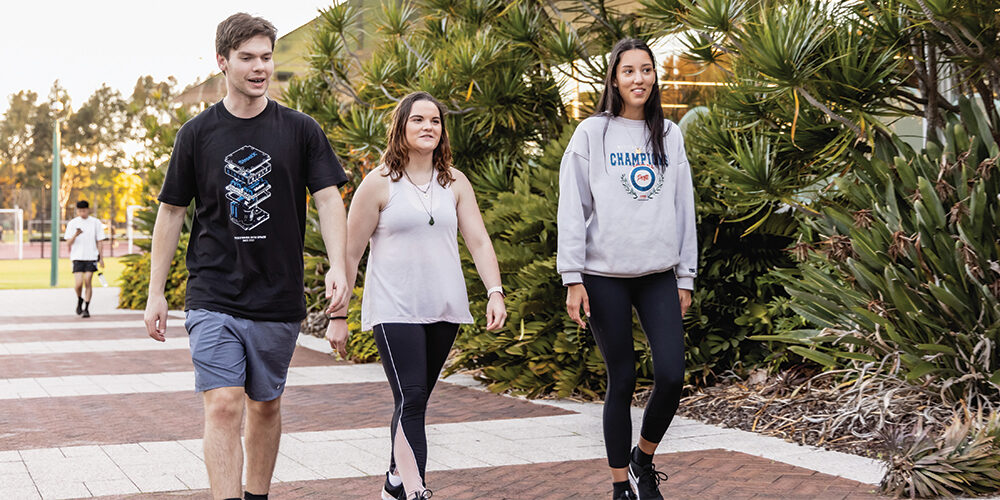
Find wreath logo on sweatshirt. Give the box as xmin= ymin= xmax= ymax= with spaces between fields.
xmin=621 ymin=165 xmax=664 ymax=201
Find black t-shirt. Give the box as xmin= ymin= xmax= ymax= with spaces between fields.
xmin=159 ymin=100 xmax=347 ymax=322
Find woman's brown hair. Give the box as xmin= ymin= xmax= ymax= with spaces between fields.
xmin=381 ymin=92 xmax=454 ymax=187
xmin=595 ymin=38 xmax=667 ymax=170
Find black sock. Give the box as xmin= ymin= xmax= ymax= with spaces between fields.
xmin=613 ymin=481 xmax=631 ymax=496
xmin=84 ymin=301 xmax=90 ymax=310
xmin=633 ymin=446 xmax=653 ymax=466
xmin=77 ymin=297 xmax=84 ymax=306
xmin=245 ymin=492 xmax=268 ymax=500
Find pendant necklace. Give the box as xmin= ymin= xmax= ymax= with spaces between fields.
xmin=404 ymin=170 xmax=435 ymax=225
xmin=624 ymin=124 xmax=646 ymax=155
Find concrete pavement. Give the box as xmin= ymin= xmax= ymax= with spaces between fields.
xmin=0 ymin=288 xmax=887 ymax=499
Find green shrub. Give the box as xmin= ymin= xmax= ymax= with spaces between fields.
xmin=640 ymin=111 xmax=806 ymax=385
xmin=684 ymin=210 xmax=803 ymax=384
xmin=117 ymin=233 xmax=188 ymax=310
xmin=303 ymin=209 xmax=378 ymax=363
xmin=447 ymin=127 xmax=613 ymax=398
xmin=343 ymin=286 xmax=380 ymax=363
xmin=763 ymin=100 xmax=1000 ymax=407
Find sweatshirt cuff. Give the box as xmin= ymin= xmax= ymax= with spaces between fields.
xmin=562 ymin=272 xmax=583 ymax=286
xmin=676 ymin=276 xmax=695 ymax=290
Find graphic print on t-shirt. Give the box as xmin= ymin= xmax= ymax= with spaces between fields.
xmin=224 ymin=145 xmax=272 ymax=231
xmin=609 ymin=146 xmax=666 ymax=201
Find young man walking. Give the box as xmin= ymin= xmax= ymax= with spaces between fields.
xmin=64 ymin=200 xmax=106 ymax=318
xmin=143 ymin=13 xmax=350 ymax=500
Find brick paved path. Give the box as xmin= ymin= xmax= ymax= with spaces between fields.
xmin=0 ymin=294 xmax=887 ymax=499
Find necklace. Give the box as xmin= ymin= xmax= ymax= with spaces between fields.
xmin=404 ymin=170 xmax=432 ymax=198
xmin=622 ymin=122 xmax=646 ymax=154
xmin=404 ymin=170 xmax=435 ymax=225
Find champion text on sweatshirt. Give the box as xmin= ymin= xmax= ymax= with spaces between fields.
xmin=557 ymin=115 xmax=698 ymax=289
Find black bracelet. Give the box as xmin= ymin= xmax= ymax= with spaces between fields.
xmin=327 ymin=315 xmax=348 ymax=321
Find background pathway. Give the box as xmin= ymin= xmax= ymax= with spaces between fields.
xmin=0 ymin=288 xmax=886 ymax=499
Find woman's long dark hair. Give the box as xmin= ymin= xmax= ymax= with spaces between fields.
xmin=381 ymin=91 xmax=454 ymax=187
xmin=594 ymin=38 xmax=668 ymax=169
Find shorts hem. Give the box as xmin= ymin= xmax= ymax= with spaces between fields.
xmin=195 ymin=383 xmax=245 ymax=394
xmin=246 ymin=389 xmax=285 ymax=403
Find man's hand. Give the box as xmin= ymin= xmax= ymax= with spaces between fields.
xmin=678 ymin=288 xmax=692 ymax=317
xmin=324 ymin=266 xmax=349 ymax=312
xmin=566 ymin=283 xmax=590 ymax=329
xmin=485 ymin=293 xmax=507 ymax=331
xmin=144 ymin=295 xmax=169 ymax=342
xmin=325 ymin=319 xmax=349 ymax=359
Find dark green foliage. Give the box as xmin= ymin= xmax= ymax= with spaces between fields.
xmin=117 ymin=234 xmax=188 ymax=310
xmin=284 ymin=0 xmax=570 ymax=201
xmin=763 ymin=102 xmax=1000 ymax=407
xmin=685 ymin=209 xmax=802 ymax=384
xmin=678 ymin=111 xmax=807 ymax=384
xmin=345 ymin=287 xmax=380 ymax=363
xmin=448 ymin=127 xmax=620 ymax=398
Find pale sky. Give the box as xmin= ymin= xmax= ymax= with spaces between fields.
xmin=0 ymin=0 xmax=334 ymax=115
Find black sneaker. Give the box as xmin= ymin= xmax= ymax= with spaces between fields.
xmin=76 ymin=298 xmax=83 ymax=315
xmin=613 ymin=488 xmax=637 ymax=500
xmin=628 ymin=448 xmax=667 ymax=500
xmin=81 ymin=310 xmax=90 ymax=318
xmin=381 ymin=472 xmax=403 ymax=500
xmin=409 ymin=491 xmax=432 ymax=500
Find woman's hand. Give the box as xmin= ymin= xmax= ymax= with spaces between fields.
xmin=566 ymin=283 xmax=590 ymax=328
xmin=678 ymin=288 xmax=692 ymax=317
xmin=485 ymin=293 xmax=507 ymax=331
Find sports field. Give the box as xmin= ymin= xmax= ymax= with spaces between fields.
xmin=0 ymin=257 xmax=126 ymax=289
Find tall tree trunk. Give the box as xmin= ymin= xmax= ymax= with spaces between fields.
xmin=925 ymin=39 xmax=942 ymax=139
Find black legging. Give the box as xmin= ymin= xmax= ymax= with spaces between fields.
xmin=583 ymin=270 xmax=685 ymax=469
xmin=373 ymin=322 xmax=459 ymax=480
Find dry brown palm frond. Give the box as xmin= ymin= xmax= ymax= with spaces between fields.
xmin=853 ymin=209 xmax=874 ymax=229
xmin=880 ymin=409 xmax=1000 ymax=498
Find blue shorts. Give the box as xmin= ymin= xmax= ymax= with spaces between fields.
xmin=185 ymin=309 xmax=300 ymax=401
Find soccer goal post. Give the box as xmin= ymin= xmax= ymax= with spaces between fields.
xmin=0 ymin=208 xmax=25 ymax=260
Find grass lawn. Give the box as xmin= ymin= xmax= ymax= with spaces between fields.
xmin=0 ymin=257 xmax=127 ymax=289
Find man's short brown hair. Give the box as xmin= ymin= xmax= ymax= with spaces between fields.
xmin=216 ymin=13 xmax=277 ymax=59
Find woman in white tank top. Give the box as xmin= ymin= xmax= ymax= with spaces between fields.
xmin=325 ymin=92 xmax=507 ymax=500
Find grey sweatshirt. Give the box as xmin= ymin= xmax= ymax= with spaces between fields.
xmin=557 ymin=115 xmax=698 ymax=289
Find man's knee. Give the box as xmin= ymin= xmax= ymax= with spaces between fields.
xmin=204 ymin=388 xmax=245 ymax=425
xmin=246 ymin=396 xmax=281 ymax=422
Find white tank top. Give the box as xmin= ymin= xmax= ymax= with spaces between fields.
xmin=360 ymin=173 xmax=473 ymax=331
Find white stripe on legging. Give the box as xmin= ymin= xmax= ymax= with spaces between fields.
xmin=377 ymin=323 xmax=423 ymax=493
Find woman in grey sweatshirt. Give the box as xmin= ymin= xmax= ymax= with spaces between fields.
xmin=557 ymin=38 xmax=697 ymax=500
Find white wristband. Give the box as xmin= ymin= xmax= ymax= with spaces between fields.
xmin=487 ymin=286 xmax=504 ymax=298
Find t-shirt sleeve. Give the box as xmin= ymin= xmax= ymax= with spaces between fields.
xmin=303 ymin=117 xmax=348 ymax=193
xmin=95 ymin=219 xmax=108 ymax=241
xmin=62 ymin=220 xmax=77 ymax=241
xmin=158 ymin=123 xmax=197 ymax=207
